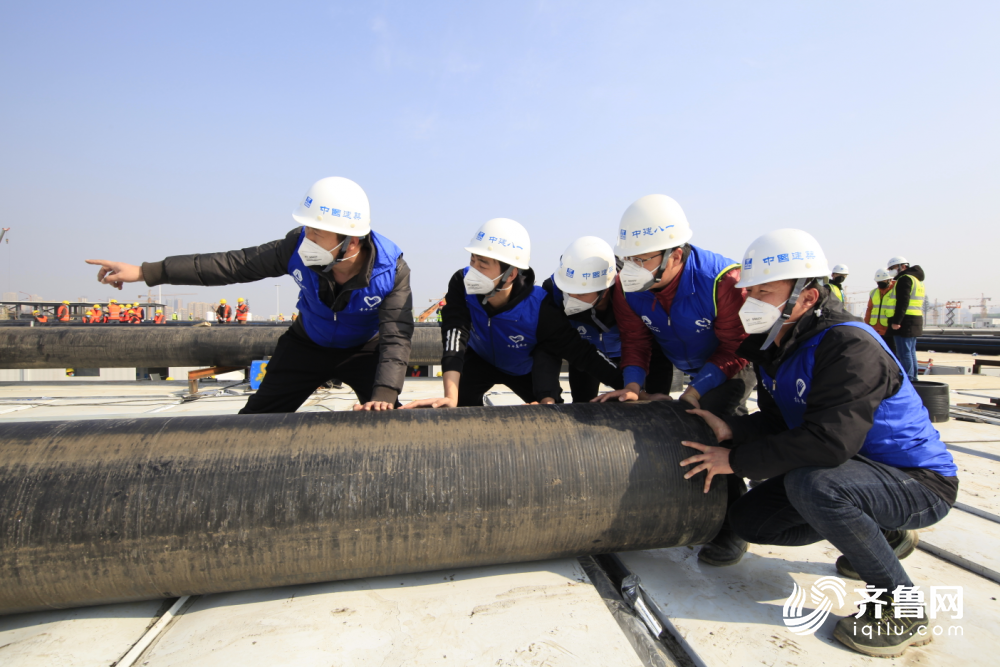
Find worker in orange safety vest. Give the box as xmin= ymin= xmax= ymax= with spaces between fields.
xmin=216 ymin=298 xmax=233 ymax=323
xmin=235 ymin=297 xmax=248 ymax=324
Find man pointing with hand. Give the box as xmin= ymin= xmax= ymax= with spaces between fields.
xmin=87 ymin=177 xmax=413 ymax=413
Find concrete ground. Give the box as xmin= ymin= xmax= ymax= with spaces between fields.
xmin=1 ymin=369 xmax=999 ymax=666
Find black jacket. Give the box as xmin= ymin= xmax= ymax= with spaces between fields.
xmin=726 ymin=287 xmax=957 ymax=504
xmin=887 ymin=265 xmax=925 ymax=337
xmin=142 ymin=227 xmax=414 ymax=403
xmin=440 ymin=268 xmax=623 ymax=401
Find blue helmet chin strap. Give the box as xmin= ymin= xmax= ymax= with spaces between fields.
xmin=761 ymin=277 xmax=809 ymax=350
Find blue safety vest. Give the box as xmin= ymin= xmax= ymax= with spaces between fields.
xmin=465 ymin=267 xmax=546 ymax=376
xmin=622 ymin=245 xmax=739 ymax=374
xmin=287 ymin=229 xmax=401 ymax=348
xmin=759 ymin=321 xmax=957 ymax=477
xmin=547 ymin=276 xmax=621 ymax=358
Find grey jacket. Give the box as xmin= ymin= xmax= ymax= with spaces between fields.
xmin=141 ymin=227 xmax=414 ymax=403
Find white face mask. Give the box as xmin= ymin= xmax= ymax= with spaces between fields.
xmin=298 ymin=237 xmax=344 ymax=267
xmin=887 ymin=268 xmax=899 ymax=278
xmin=464 ymin=266 xmax=503 ymax=295
xmin=564 ymin=295 xmax=595 ymax=316
xmin=619 ymin=261 xmax=656 ymax=292
xmin=739 ymin=297 xmax=788 ymax=334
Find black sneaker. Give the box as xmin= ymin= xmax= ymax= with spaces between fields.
xmin=836 ymin=530 xmax=919 ymax=580
xmin=697 ymin=527 xmax=748 ymax=566
xmin=833 ymin=593 xmax=932 ymax=658
xmin=698 ymin=477 xmax=748 ymax=567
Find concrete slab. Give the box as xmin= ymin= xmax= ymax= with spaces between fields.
xmin=950 ymin=450 xmax=1000 ymax=516
xmin=620 ymin=541 xmax=1000 ymax=667
xmin=924 ymin=375 xmax=1000 ymax=391
xmin=936 ymin=418 xmax=1000 ymax=443
xmin=138 ymin=559 xmax=644 ymax=667
xmin=918 ymin=510 xmax=1000 ymax=583
xmin=918 ymin=352 xmax=1000 ymax=368
xmin=0 ymin=599 xmax=166 ymax=667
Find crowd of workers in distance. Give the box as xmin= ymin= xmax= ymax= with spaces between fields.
xmin=30 ymin=297 xmax=255 ymax=324
xmin=32 ymin=300 xmax=155 ymax=323
xmin=86 ymin=176 xmax=952 ymax=659
xmin=823 ymin=258 xmax=927 ymax=385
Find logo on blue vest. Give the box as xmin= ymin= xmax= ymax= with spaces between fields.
xmin=292 ymin=269 xmax=304 ymax=284
xmin=577 ymin=326 xmax=587 ymax=336
xmin=363 ymin=296 xmax=382 ymax=309
xmin=509 ymin=335 xmax=524 ymax=344
xmin=695 ymin=318 xmax=712 ymax=330
xmin=641 ymin=315 xmax=660 ymax=333
xmin=796 ymin=378 xmax=807 ymax=398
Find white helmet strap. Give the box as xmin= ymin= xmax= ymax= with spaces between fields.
xmin=761 ymin=277 xmax=808 ymax=350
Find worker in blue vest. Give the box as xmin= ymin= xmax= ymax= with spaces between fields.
xmin=595 ymin=195 xmax=754 ymax=416
xmin=595 ymin=194 xmax=755 ymax=566
xmin=681 ymin=229 xmax=957 ymax=659
xmin=537 ymin=236 xmax=673 ymax=402
xmin=86 ymin=177 xmax=414 ymax=412
xmin=402 ymin=218 xmax=623 ymax=409
xmin=829 ymin=263 xmax=848 ymax=302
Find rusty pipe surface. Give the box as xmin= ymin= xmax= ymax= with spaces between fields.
xmin=0 ymin=324 xmax=443 ymax=369
xmin=0 ymin=401 xmax=724 ymax=615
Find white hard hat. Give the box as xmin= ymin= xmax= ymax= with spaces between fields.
xmin=735 ymin=228 xmax=831 ymax=289
xmin=553 ymin=237 xmax=617 ymax=293
xmin=886 ymin=255 xmax=908 ymax=268
xmin=291 ymin=177 xmax=371 ymax=236
xmin=831 ymin=264 xmax=849 ymax=275
xmin=874 ymin=268 xmax=893 ymax=282
xmin=614 ymin=194 xmax=693 ymax=258
xmin=464 ymin=218 xmax=530 ymax=269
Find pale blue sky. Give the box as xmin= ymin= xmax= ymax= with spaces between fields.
xmin=2 ymin=1 xmax=998 ymax=317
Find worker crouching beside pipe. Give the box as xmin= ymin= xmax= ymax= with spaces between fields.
xmin=402 ymin=218 xmax=623 ymax=410
xmin=680 ymin=228 xmax=958 ymax=659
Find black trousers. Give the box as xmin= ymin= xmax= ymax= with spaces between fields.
xmin=640 ymin=354 xmax=756 ymax=419
xmin=566 ymin=345 xmax=675 ymax=403
xmin=458 ymin=348 xmax=547 ymax=407
xmin=881 ymin=334 xmax=895 ymax=356
xmin=240 ymin=329 xmax=381 ymax=414
xmin=699 ymin=363 xmax=757 ymax=418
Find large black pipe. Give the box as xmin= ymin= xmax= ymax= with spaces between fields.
xmin=0 ymin=401 xmax=724 ymax=615
xmin=916 ymin=336 xmax=1000 ymax=355
xmin=0 ymin=323 xmax=443 ymax=368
